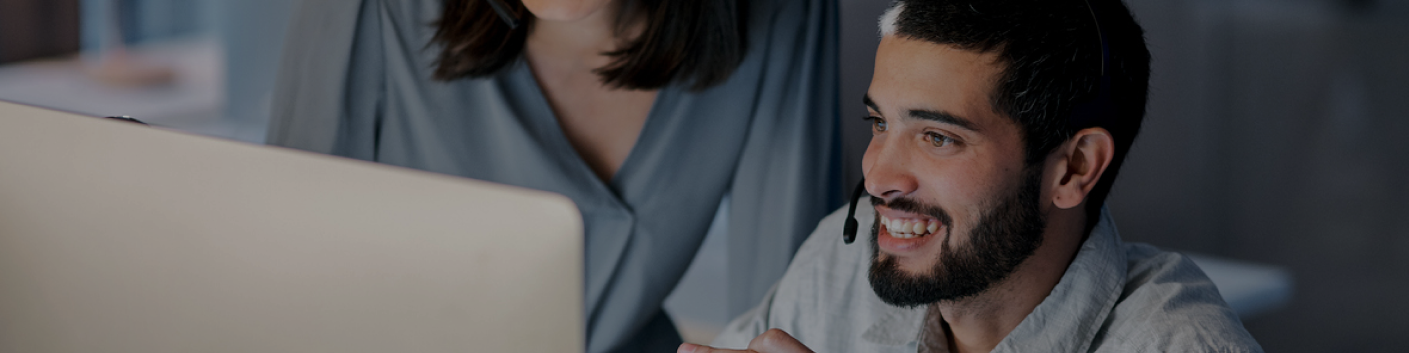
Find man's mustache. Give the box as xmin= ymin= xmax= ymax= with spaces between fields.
xmin=871 ymin=196 xmax=953 ymax=228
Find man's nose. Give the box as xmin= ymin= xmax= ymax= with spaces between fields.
xmin=863 ymin=143 xmax=918 ymax=202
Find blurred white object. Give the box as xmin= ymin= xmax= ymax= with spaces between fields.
xmin=1187 ymin=253 xmax=1294 ymax=319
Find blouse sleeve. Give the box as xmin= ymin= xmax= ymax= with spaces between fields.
xmin=725 ymin=0 xmax=843 ymax=317
xmin=265 ymin=0 xmax=384 ymax=161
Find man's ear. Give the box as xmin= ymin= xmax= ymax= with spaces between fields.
xmin=1048 ymin=127 xmax=1116 ymax=210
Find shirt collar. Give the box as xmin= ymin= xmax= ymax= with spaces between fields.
xmin=860 ymin=207 xmax=1128 ymax=351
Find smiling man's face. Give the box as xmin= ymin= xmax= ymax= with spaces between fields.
xmin=862 ymin=35 xmax=1049 ymax=306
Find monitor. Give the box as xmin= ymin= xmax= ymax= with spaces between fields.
xmin=0 ymin=100 xmax=583 ymax=353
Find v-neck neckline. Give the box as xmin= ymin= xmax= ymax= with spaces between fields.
xmin=507 ymin=60 xmax=677 ymax=203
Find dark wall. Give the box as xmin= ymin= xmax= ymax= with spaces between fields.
xmin=1115 ymin=1 xmax=1409 ymax=351
xmin=0 ymin=0 xmax=80 ymax=64
xmin=838 ymin=0 xmax=887 ymax=199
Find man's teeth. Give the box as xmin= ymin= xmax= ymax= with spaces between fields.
xmin=879 ymin=216 xmax=941 ymax=239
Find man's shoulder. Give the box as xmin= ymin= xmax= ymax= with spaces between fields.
xmin=764 ymin=203 xmax=880 ymax=325
xmin=714 ymin=200 xmax=918 ymax=352
xmin=789 ymin=204 xmax=869 ymax=278
xmin=1095 ymin=242 xmax=1264 ymax=352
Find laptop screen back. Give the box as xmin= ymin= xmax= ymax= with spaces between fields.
xmin=0 ymin=101 xmax=583 ymax=353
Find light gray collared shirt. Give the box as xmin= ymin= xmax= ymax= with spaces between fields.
xmin=713 ymin=198 xmax=1263 ymax=352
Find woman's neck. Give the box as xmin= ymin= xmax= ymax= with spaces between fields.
xmin=525 ymin=4 xmax=631 ymax=73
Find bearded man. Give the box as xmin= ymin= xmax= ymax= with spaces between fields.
xmin=681 ymin=0 xmax=1263 ymax=352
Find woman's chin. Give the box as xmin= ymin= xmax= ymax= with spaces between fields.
xmin=523 ymin=0 xmax=612 ymax=22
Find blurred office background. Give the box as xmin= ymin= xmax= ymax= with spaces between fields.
xmin=0 ymin=0 xmax=291 ymax=143
xmin=0 ymin=0 xmax=1405 ymax=351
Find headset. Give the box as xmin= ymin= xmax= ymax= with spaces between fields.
xmin=486 ymin=0 xmax=523 ymax=29
xmin=842 ymin=0 xmax=1116 ymax=244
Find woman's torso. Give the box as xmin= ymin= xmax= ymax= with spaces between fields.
xmin=267 ymin=0 xmax=839 ymax=351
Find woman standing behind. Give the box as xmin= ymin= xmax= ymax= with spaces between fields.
xmin=266 ymin=0 xmax=839 ymax=351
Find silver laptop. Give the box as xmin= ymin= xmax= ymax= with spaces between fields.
xmin=0 ymin=100 xmax=584 ymax=353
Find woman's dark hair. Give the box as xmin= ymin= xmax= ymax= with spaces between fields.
xmin=891 ymin=0 xmax=1151 ymax=225
xmin=432 ymin=0 xmax=748 ymax=91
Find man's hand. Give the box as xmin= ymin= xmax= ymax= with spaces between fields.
xmin=677 ymin=329 xmax=815 ymax=353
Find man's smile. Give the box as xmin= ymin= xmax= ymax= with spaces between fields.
xmin=874 ymin=205 xmax=947 ymax=255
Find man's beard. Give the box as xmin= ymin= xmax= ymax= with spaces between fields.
xmin=868 ymin=167 xmax=1046 ymax=308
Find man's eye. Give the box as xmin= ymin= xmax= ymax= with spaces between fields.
xmin=927 ymin=132 xmax=954 ymax=147
xmin=866 ymin=117 xmax=887 ymax=132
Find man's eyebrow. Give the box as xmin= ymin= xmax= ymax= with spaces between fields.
xmin=864 ymin=94 xmax=980 ymax=132
xmin=910 ymin=109 xmax=979 ymax=132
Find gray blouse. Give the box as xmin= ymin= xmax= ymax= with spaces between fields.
xmin=265 ymin=0 xmax=840 ymax=352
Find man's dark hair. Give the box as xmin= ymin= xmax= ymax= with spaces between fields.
xmin=431 ymin=0 xmax=748 ymax=91
xmin=891 ymin=0 xmax=1151 ymax=229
